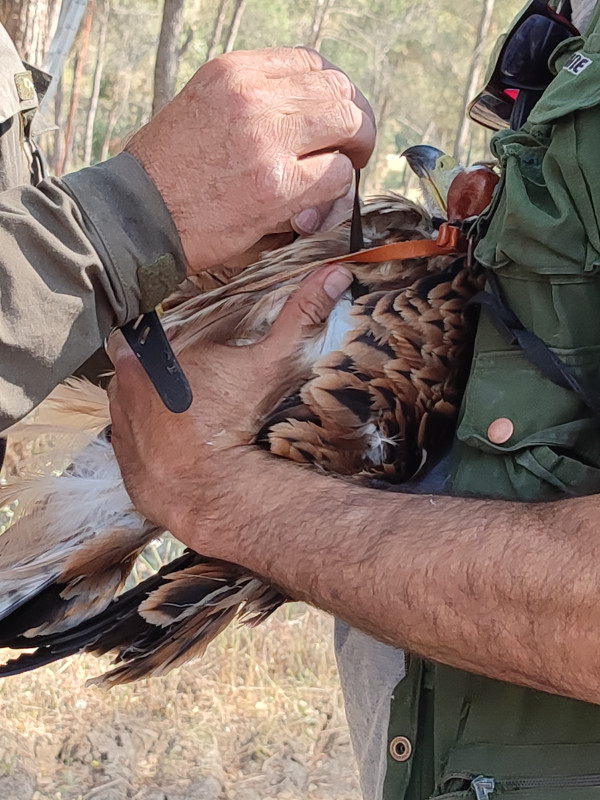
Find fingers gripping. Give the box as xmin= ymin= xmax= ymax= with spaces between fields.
xmin=265 ymin=264 xmax=353 ymax=361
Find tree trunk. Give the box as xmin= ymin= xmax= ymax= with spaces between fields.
xmin=100 ymin=66 xmax=132 ymax=161
xmin=224 ymin=0 xmax=246 ymax=53
xmin=206 ymin=0 xmax=228 ymax=61
xmin=453 ymin=0 xmax=495 ymax=163
xmin=41 ymin=0 xmax=91 ymax=111
xmin=178 ymin=25 xmax=193 ymax=60
xmin=50 ymin=75 xmax=65 ymax=174
xmin=83 ymin=0 xmax=109 ymax=165
xmin=100 ymin=104 xmax=119 ymax=162
xmin=362 ymin=85 xmax=389 ymax=192
xmin=152 ymin=0 xmax=185 ymax=117
xmin=0 ymin=0 xmax=63 ymax=64
xmin=58 ymin=2 xmax=93 ymax=174
xmin=309 ymin=0 xmax=335 ymax=51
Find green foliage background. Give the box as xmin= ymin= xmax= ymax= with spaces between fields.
xmin=54 ymin=0 xmax=523 ymax=191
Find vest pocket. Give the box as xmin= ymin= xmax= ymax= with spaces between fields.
xmin=451 ymin=323 xmax=600 ymax=498
xmin=457 ymin=351 xmax=600 ymax=439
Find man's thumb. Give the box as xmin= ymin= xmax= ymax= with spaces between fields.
xmin=266 ymin=264 xmax=353 ymax=357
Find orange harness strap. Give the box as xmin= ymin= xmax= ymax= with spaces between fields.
xmin=330 ymin=222 xmax=465 ymax=265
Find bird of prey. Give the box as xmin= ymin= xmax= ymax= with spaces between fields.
xmin=0 ymin=148 xmax=497 ymax=686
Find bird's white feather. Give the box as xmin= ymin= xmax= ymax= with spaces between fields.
xmin=0 ymin=436 xmax=148 ymax=626
xmin=2 ymin=378 xmax=111 ymax=479
xmin=303 ymin=292 xmax=355 ymax=362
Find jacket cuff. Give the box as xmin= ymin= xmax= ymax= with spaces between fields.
xmin=62 ymin=151 xmax=187 ymax=317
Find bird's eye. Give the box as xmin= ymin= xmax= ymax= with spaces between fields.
xmin=438 ymin=155 xmax=455 ymax=171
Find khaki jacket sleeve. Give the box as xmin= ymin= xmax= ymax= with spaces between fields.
xmin=0 ymin=152 xmax=186 ymax=431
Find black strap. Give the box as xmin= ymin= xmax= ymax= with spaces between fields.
xmin=348 ymin=169 xmax=368 ymax=300
xmin=0 ymin=437 xmax=5 ymax=473
xmin=472 ymin=270 xmax=600 ymax=416
xmin=350 ymin=168 xmax=364 ymax=253
xmin=120 ymin=310 xmax=193 ymax=414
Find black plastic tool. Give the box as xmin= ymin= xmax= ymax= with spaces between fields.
xmin=120 ymin=310 xmax=193 ymax=414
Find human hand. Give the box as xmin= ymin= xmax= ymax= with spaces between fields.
xmin=125 ymin=47 xmax=375 ymax=274
xmin=107 ymin=262 xmax=353 ymax=555
xmin=291 ymin=184 xmax=356 ymax=235
xmin=220 ymin=185 xmax=355 ymax=273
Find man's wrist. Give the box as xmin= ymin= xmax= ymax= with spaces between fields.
xmin=166 ymin=446 xmax=267 ymax=560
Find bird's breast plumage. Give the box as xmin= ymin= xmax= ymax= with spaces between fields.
xmin=164 ymin=195 xmax=481 ymax=481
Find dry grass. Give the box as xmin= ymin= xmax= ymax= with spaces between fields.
xmin=0 ymin=604 xmax=360 ymax=800
xmin=0 ymin=438 xmax=359 ymax=800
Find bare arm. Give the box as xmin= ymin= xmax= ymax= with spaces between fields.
xmin=181 ymin=450 xmax=597 ymax=702
xmin=108 ymin=266 xmax=600 ymax=705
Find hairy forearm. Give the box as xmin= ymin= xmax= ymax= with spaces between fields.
xmin=175 ymin=449 xmax=600 ymax=704
xmin=109 ymin=261 xmax=600 ymax=704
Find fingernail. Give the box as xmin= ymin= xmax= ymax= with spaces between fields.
xmin=293 ymin=207 xmax=320 ymax=234
xmin=324 ymin=266 xmax=353 ymax=299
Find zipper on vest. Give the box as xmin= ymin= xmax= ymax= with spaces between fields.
xmin=471 ymin=776 xmax=495 ymax=800
xmin=468 ymin=773 xmax=600 ymax=797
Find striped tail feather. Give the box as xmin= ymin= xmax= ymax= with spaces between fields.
xmin=0 ymin=552 xmax=284 ymax=687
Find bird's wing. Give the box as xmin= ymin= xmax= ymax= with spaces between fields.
xmin=2 ymin=377 xmax=111 ymax=472
xmin=4 ymin=377 xmax=110 ymax=441
xmin=0 ymin=552 xmax=285 ymax=687
xmin=0 ymin=380 xmax=159 ymax=637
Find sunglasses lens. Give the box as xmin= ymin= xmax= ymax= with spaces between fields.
xmin=468 ymin=89 xmax=514 ymax=131
xmin=501 ymin=14 xmax=576 ymax=90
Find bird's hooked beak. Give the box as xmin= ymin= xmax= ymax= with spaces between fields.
xmin=401 ymin=145 xmax=463 ymax=218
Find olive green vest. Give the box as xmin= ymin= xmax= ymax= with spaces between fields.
xmin=384 ymin=3 xmax=600 ymax=797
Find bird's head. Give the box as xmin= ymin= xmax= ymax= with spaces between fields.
xmin=402 ymin=144 xmax=499 ymax=224
xmin=401 ymin=145 xmax=463 ymax=219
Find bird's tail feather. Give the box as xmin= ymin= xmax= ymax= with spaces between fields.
xmin=0 ymin=430 xmax=156 ymax=638
xmin=0 ymin=552 xmax=285 ymax=686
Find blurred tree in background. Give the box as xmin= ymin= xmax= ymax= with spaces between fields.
xmin=1 ymin=0 xmax=522 ymax=189
xmin=0 ymin=0 xmax=62 ymax=63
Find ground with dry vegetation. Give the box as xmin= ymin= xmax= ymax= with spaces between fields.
xmin=0 ymin=605 xmax=360 ymax=800
xmin=0 ymin=432 xmax=360 ymax=800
